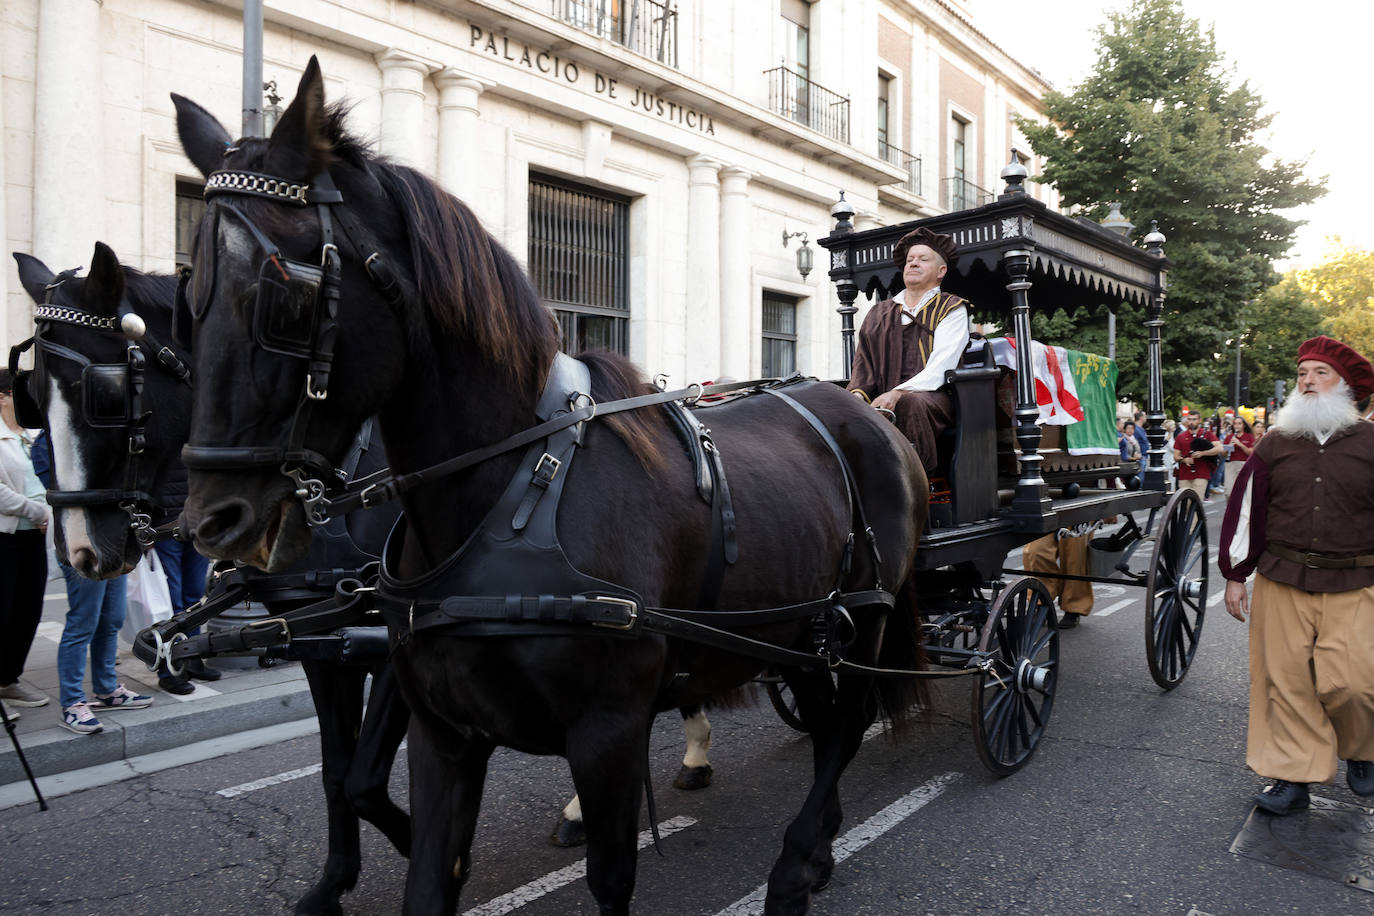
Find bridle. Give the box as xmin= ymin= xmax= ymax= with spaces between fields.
xmin=175 ymin=167 xmax=406 ymax=526
xmin=8 ymin=276 xmax=193 ymax=545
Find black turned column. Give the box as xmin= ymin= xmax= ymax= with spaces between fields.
xmin=1142 ymin=221 xmax=1169 ymax=491
xmin=1005 ymin=248 xmax=1051 ymax=518
xmin=828 ymin=191 xmax=857 ymax=379
xmin=837 ymin=277 xmax=859 ymax=380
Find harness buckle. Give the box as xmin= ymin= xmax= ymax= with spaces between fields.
xmin=359 ymin=482 xmax=391 ymax=509
xmin=245 ymin=616 xmax=292 ymax=644
xmin=533 ymin=452 xmax=562 ymax=486
xmin=305 ymin=374 xmax=328 ymax=401
xmin=590 ymin=596 xmax=639 ymax=631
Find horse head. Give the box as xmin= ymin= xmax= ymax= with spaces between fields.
xmin=173 ymin=57 xmax=554 ymax=570
xmin=11 ymin=243 xmax=187 ymax=577
xmin=172 ymin=58 xmax=413 ymax=570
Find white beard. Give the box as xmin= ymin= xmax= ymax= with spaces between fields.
xmin=1272 ymin=379 xmax=1361 ymax=442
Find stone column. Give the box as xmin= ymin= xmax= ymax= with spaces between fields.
xmin=685 ymin=155 xmax=721 ymax=383
xmin=376 ymin=49 xmax=432 ymax=168
xmin=717 ymin=166 xmax=753 ymax=379
xmin=434 ymin=68 xmax=489 ymax=201
xmin=32 ymin=0 xmax=104 ymax=270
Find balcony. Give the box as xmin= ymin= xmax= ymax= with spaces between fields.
xmin=765 ymin=65 xmax=850 ymax=145
xmin=553 ymin=0 xmax=680 ymax=68
xmin=943 ymin=177 xmax=994 ymax=212
xmin=878 ymin=139 xmax=922 ymax=197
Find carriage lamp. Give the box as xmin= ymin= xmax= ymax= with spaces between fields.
xmin=1100 ymin=202 xmax=1134 ymax=237
xmin=782 ymin=230 xmax=813 ymax=280
xmin=262 ymin=80 xmax=283 ymax=134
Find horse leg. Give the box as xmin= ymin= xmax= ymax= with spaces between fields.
xmin=671 ymin=705 xmax=713 ymax=790
xmin=566 ymin=717 xmax=650 ymax=916
xmin=762 ymin=670 xmax=873 ymax=916
xmin=554 ymin=704 xmax=710 ymax=847
xmin=343 ymin=663 xmax=412 ymax=857
xmin=295 ymin=660 xmax=368 ymax=916
xmin=402 ymin=718 xmax=493 ymax=916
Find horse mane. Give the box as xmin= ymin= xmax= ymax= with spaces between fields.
xmin=119 ymin=268 xmax=177 ymax=316
xmin=324 ymin=105 xmax=666 ymax=471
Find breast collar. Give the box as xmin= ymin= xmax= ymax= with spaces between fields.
xmin=374 ymin=353 xmax=646 ymax=639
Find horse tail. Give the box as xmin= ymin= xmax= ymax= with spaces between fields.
xmin=874 ymin=575 xmax=929 ymax=734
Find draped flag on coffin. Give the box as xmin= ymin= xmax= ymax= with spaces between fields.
xmin=986 ymin=338 xmax=1120 ymax=456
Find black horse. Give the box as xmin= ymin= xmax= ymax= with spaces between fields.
xmin=173 ymin=58 xmax=927 ymax=915
xmin=11 ymin=244 xmax=408 ymax=914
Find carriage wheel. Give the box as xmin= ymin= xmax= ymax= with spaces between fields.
xmin=762 ymin=672 xmax=809 ymax=733
xmin=1145 ymin=488 xmax=1209 ymax=690
xmin=971 ymin=577 xmax=1059 ymax=776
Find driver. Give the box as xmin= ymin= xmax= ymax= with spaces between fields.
xmin=847 ymin=227 xmax=970 ymax=473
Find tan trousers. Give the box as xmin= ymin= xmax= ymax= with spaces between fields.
xmin=1178 ymin=477 xmax=1208 ymax=499
xmin=1022 ymin=533 xmax=1093 ymax=615
xmin=1247 ymin=574 xmax=1374 ymax=783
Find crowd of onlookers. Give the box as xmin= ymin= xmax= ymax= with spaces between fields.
xmin=1116 ymin=408 xmax=1268 ymax=500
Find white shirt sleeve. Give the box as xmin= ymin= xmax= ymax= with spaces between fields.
xmin=895 ymin=306 xmax=969 ymax=392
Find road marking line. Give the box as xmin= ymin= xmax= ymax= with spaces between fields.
xmin=166 ymin=682 xmax=222 ymax=702
xmin=36 ymin=621 xmax=64 ymax=640
xmin=461 ymin=816 xmax=696 ymax=916
xmin=713 ymin=772 xmax=961 ymax=916
xmin=217 ymin=762 xmax=323 ymax=798
xmin=1207 ymin=589 xmax=1226 ymax=607
xmin=1092 ymin=598 xmax=1134 ymax=618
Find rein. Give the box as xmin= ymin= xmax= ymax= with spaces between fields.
xmin=9 ymin=283 xmax=193 ymax=546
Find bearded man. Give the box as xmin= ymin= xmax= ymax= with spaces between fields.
xmin=847 ymin=227 xmax=970 ymax=472
xmin=1220 ymin=336 xmax=1374 ymax=815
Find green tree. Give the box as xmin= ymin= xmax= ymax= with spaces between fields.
xmin=1238 ymin=277 xmax=1326 ymax=407
xmin=1292 ymin=239 xmax=1374 ymax=358
xmin=1017 ymin=0 xmax=1324 ymax=413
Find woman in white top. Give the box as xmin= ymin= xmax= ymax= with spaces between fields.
xmin=0 ymin=369 xmax=52 ymax=714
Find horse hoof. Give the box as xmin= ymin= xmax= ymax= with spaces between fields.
xmin=672 ymin=763 xmax=713 ymax=791
xmin=550 ymin=814 xmax=586 ymax=847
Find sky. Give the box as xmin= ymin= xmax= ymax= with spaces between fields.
xmin=968 ymin=0 xmax=1374 ymax=269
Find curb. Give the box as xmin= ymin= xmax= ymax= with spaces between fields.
xmin=0 ymin=680 xmax=316 ymax=784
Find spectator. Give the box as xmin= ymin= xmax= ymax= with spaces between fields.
xmin=1223 ymin=415 xmax=1255 ymax=493
xmin=1172 ymin=413 xmax=1223 ymax=501
xmin=32 ymin=431 xmax=152 ymax=735
xmin=1220 ymin=336 xmax=1374 ymax=814
xmin=1119 ymin=420 xmax=1142 ymax=462
xmin=1252 ymin=419 xmax=1266 ymax=440
xmin=0 ymin=370 xmax=51 ymax=719
xmin=152 ymin=457 xmax=220 ymax=693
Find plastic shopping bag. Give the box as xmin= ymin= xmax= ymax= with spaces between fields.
xmin=121 ymin=550 xmax=174 ymax=645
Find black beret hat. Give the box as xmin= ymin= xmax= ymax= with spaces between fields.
xmin=892 ymin=226 xmax=959 ymax=268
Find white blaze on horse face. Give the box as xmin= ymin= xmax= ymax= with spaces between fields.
xmin=44 ymin=376 xmax=95 ymax=557
xmin=682 ymin=710 xmax=712 ymax=768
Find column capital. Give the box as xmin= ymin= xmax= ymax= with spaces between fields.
xmin=375 ymin=48 xmax=435 ymax=77
xmin=718 ymin=166 xmax=754 ymax=189
xmin=687 ymin=154 xmax=722 ymax=184
xmin=435 ymin=67 xmax=492 ymax=94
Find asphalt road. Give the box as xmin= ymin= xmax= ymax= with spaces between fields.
xmin=3 ymin=496 xmax=1371 ymax=916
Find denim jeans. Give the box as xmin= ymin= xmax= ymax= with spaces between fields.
xmin=56 ymin=565 xmax=127 ymax=708
xmin=154 ymin=538 xmax=209 ymax=615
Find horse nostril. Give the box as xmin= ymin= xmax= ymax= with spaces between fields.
xmin=195 ymin=499 xmax=256 ymax=548
xmin=71 ymin=548 xmax=97 ymax=576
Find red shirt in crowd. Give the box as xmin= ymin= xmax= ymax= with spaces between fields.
xmin=1173 ymin=427 xmax=1219 ymax=480
xmin=1225 ymin=430 xmax=1255 ymax=462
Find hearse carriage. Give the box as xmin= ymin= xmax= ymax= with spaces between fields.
xmin=792 ymin=154 xmax=1210 ymax=774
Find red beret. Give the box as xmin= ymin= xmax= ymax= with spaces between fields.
xmin=892 ymin=227 xmax=959 ymax=268
xmin=1297 ymin=335 xmax=1374 ymax=400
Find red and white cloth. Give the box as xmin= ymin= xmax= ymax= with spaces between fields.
xmin=987 ymin=337 xmax=1084 ymax=425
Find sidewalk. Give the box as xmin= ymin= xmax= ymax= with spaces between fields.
xmin=0 ymin=567 xmax=316 ymax=786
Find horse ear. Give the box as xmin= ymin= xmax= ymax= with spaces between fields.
xmin=173 ymin=94 xmax=233 ymax=178
xmin=83 ymin=242 xmax=125 ymax=314
xmin=13 ymin=253 xmax=56 ymax=303
xmin=266 ymin=56 xmax=332 ymax=179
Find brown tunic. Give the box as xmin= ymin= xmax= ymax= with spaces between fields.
xmin=847 ymin=294 xmax=967 ymax=473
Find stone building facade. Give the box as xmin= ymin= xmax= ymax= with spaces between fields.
xmin=2 ymin=0 xmax=1052 ymax=383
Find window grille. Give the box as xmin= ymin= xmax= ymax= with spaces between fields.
xmin=762 ymin=291 xmax=798 ymax=378
xmin=175 ymin=180 xmax=206 ymax=270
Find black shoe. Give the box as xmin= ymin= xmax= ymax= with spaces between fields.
xmin=1253 ymin=779 xmax=1310 ymax=815
xmin=183 ymin=659 xmax=223 ymax=682
xmin=1347 ymin=760 xmax=1374 ymax=797
xmin=1057 ymin=612 xmax=1080 ymax=629
xmin=158 ymin=675 xmax=195 ymax=696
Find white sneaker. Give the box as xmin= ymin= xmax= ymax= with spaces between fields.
xmin=60 ymin=701 xmax=103 ymax=735
xmin=1 ymin=699 xmax=19 ymax=722
xmin=0 ymin=681 xmax=50 ymax=707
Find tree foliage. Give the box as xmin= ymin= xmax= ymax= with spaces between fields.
xmin=1016 ymin=0 xmax=1324 ymax=414
xmin=1291 ymin=239 xmax=1374 ymax=358
xmin=1238 ymin=278 xmax=1326 ymax=407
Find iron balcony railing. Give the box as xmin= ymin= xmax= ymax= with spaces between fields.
xmin=553 ymin=0 xmax=680 ymax=68
xmin=943 ymin=177 xmax=995 ymax=212
xmin=765 ymin=65 xmax=850 ymax=144
xmin=878 ymin=139 xmax=922 ymax=197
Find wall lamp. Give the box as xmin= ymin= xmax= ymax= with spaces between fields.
xmin=782 ymin=229 xmax=813 ymax=280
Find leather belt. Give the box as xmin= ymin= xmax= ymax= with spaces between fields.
xmin=1266 ymin=544 xmax=1374 ymax=569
